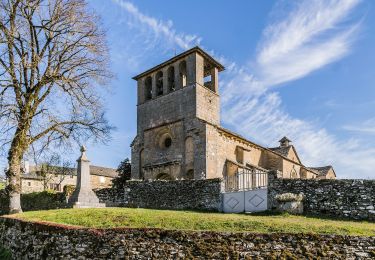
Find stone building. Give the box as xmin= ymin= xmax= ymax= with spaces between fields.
xmin=20 ymin=163 xmax=118 ymax=194
xmin=131 ymin=47 xmax=335 ymax=181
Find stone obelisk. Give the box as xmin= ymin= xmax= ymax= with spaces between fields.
xmin=69 ymin=146 xmax=105 ymax=208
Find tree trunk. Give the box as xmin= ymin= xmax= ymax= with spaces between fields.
xmin=7 ymin=152 xmax=23 ymax=214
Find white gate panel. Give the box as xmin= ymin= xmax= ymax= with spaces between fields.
xmin=222 ymin=191 xmax=245 ymax=213
xmin=222 ymin=188 xmax=268 ymax=213
xmin=244 ymin=188 xmax=267 ymax=212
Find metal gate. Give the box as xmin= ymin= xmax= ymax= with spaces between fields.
xmin=222 ymin=169 xmax=268 ymax=213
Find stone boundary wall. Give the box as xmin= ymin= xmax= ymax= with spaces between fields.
xmin=1 ymin=217 xmax=374 ymax=259
xmin=95 ymin=178 xmax=223 ymax=212
xmin=268 ymin=173 xmax=375 ymax=221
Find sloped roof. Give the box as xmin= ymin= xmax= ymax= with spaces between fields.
xmin=21 ymin=173 xmax=44 ymax=180
xmin=269 ymin=146 xmax=292 ymax=157
xmin=279 ymin=136 xmax=291 ymax=143
xmin=89 ymin=165 xmax=118 ymax=178
xmin=269 ymin=145 xmax=302 ymax=164
xmin=132 ymin=46 xmax=225 ymax=80
xmin=25 ymin=165 xmax=118 ymax=178
xmin=308 ymin=166 xmax=335 ymax=177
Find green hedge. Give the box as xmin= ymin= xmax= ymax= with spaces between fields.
xmin=0 ymin=190 xmax=8 ymax=215
xmin=21 ymin=190 xmax=67 ymax=211
xmin=0 ymin=190 xmax=68 ymax=215
xmin=0 ymin=244 xmax=12 ymax=260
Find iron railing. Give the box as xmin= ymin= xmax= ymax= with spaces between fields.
xmin=224 ymin=168 xmax=268 ymax=192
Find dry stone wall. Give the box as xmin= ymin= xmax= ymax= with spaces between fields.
xmin=268 ymin=172 xmax=375 ymax=220
xmin=95 ymin=178 xmax=223 ymax=212
xmin=1 ymin=217 xmax=374 ymax=259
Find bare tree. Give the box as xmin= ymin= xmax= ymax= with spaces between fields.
xmin=0 ymin=0 xmax=113 ymax=213
xmin=37 ymin=153 xmax=74 ymax=191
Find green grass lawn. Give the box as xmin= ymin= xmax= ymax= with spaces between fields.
xmin=9 ymin=208 xmax=375 ymax=236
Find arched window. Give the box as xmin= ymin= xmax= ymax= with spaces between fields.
xmin=156 ymin=71 xmax=163 ymax=96
xmin=236 ymin=146 xmax=244 ymax=164
xmin=144 ymin=76 xmax=152 ymax=101
xmin=167 ymin=66 xmax=175 ymax=92
xmin=185 ymin=137 xmax=194 ymax=163
xmin=156 ymin=172 xmax=173 ymax=180
xmin=139 ymin=149 xmax=145 ymax=179
xmin=185 ymin=137 xmax=194 ymax=177
xmin=179 ymin=60 xmax=187 ymax=88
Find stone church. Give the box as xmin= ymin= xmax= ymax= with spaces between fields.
xmin=130 ymin=47 xmax=336 ymax=181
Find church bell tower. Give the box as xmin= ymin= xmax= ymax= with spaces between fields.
xmin=130 ymin=47 xmax=225 ymax=180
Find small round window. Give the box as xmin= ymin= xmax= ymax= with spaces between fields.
xmin=158 ymin=133 xmax=173 ymax=149
xmin=164 ymin=137 xmax=172 ymax=148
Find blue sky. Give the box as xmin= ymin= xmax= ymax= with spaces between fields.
xmin=1 ymin=0 xmax=375 ymax=179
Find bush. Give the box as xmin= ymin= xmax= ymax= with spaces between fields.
xmin=111 ymin=158 xmax=131 ymax=188
xmin=21 ymin=190 xmax=67 ymax=211
xmin=0 ymin=244 xmax=12 ymax=260
xmin=0 ymin=190 xmax=8 ymax=215
xmin=63 ymin=185 xmax=76 ymax=198
xmin=0 ymin=190 xmax=68 ymax=215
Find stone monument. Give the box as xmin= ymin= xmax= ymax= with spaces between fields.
xmin=69 ymin=146 xmax=105 ymax=208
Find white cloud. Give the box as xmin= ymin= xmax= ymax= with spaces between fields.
xmin=343 ymin=118 xmax=375 ymax=134
xmin=256 ymin=0 xmax=361 ymax=87
xmin=111 ymin=0 xmax=201 ymax=50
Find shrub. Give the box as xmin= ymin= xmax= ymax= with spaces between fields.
xmin=0 ymin=190 xmax=8 ymax=215
xmin=1 ymin=190 xmax=68 ymax=215
xmin=112 ymin=158 xmax=131 ymax=188
xmin=21 ymin=190 xmax=67 ymax=211
xmin=63 ymin=185 xmax=76 ymax=198
xmin=0 ymin=244 xmax=12 ymax=260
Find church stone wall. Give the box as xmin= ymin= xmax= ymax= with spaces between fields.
xmin=205 ymin=127 xmax=268 ymax=179
xmin=136 ymin=84 xmax=196 ymax=133
xmin=195 ymin=84 xmax=220 ymax=125
xmin=281 ymin=160 xmax=301 ymax=178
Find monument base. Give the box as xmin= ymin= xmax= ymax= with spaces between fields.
xmin=68 ymin=189 xmax=105 ymax=209
xmin=71 ymin=202 xmax=106 ymax=208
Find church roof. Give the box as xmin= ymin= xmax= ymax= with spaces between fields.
xmin=308 ymin=166 xmax=335 ymax=177
xmin=132 ymin=46 xmax=225 ymax=80
xmin=279 ymin=136 xmax=291 ymax=143
xmin=269 ymin=146 xmax=291 ymax=157
xmin=216 ymin=125 xmax=306 ymax=166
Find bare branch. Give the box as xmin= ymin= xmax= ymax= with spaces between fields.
xmin=0 ymin=0 xmax=113 ymax=213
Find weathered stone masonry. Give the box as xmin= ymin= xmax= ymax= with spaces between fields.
xmin=1 ymin=217 xmax=374 ymax=259
xmin=95 ymin=178 xmax=223 ymax=212
xmin=268 ymin=172 xmax=375 ymax=220
xmin=95 ymin=176 xmax=375 ymax=220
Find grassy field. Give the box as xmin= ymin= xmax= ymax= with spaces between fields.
xmin=10 ymin=208 xmax=375 ymax=236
